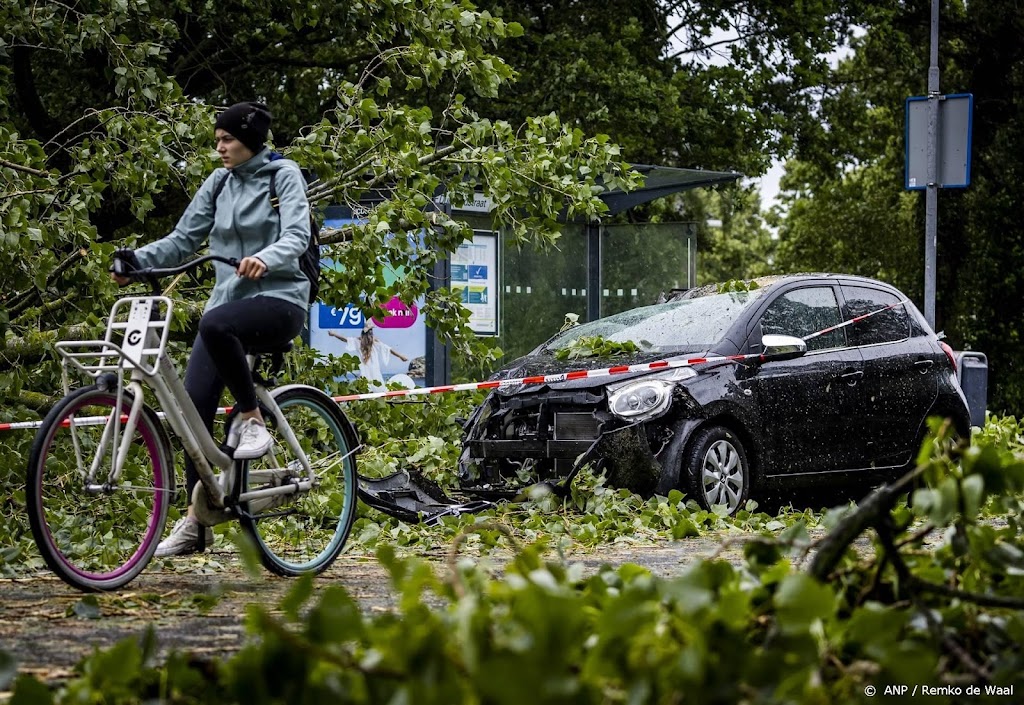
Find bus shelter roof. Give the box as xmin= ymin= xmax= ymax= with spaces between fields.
xmin=598 ymin=164 xmax=743 ymax=215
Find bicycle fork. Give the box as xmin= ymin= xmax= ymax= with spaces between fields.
xmin=76 ymin=381 xmax=146 ymax=492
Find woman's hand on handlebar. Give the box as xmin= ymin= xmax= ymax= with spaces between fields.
xmin=110 ymin=249 xmax=140 ymax=286
xmin=236 ymin=256 xmax=267 ymax=280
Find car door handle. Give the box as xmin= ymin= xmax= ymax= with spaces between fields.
xmin=840 ymin=369 xmax=864 ymax=386
xmin=914 ymin=359 xmax=935 ymax=373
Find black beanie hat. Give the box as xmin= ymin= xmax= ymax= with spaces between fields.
xmin=215 ymin=102 xmax=271 ymax=154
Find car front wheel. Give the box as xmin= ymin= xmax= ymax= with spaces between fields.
xmin=684 ymin=425 xmax=751 ymax=515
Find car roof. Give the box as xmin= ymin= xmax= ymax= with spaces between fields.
xmin=667 ymin=273 xmax=902 ymax=301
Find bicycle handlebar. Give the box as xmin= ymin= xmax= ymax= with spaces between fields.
xmin=114 ymin=253 xmax=240 ymax=279
xmin=113 ymin=253 xmax=242 ymax=295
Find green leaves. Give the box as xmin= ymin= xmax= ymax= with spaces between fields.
xmin=715 ymin=278 xmax=760 ymax=294
xmin=0 ymin=651 xmax=16 ymax=691
xmin=553 ymin=335 xmax=641 ymax=361
xmin=773 ymin=574 xmax=834 ymax=634
xmin=9 ymin=675 xmax=53 ymax=705
xmin=345 ymin=465 xmax=823 ymax=557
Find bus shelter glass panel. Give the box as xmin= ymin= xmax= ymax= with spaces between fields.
xmin=493 ymin=231 xmax=588 ymax=363
xmin=600 ymin=223 xmax=697 ymax=317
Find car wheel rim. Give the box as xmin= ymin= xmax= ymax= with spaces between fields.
xmin=701 ymin=439 xmax=744 ymax=512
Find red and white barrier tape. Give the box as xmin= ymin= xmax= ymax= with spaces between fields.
xmin=0 ymin=354 xmax=751 ymax=432
xmin=331 ymin=299 xmax=910 ymax=404
xmin=802 ymin=299 xmax=907 ymax=341
xmin=330 ymin=351 xmax=756 ymax=403
xmin=0 ymin=406 xmax=237 ymax=432
xmin=0 ymin=299 xmax=910 ymax=432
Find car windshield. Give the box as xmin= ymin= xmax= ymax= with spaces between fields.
xmin=543 ymin=290 xmax=765 ymax=353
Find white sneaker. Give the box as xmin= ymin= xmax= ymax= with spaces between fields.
xmin=234 ymin=418 xmax=272 ymax=459
xmin=154 ymin=517 xmax=214 ymax=557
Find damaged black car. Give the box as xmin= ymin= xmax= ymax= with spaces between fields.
xmin=458 ymin=274 xmax=970 ymax=514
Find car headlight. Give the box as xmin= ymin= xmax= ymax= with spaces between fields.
xmin=607 ymin=379 xmax=675 ymax=420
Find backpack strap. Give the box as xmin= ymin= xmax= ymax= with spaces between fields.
xmin=267 ymin=150 xmax=285 ymax=212
xmin=269 ymin=171 xmax=280 ymax=212
xmin=210 ymin=171 xmax=230 ymax=215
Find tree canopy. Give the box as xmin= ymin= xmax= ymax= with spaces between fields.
xmin=5 ymin=0 xmax=1020 ymax=411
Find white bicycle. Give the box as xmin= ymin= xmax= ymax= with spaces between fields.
xmin=26 ymin=255 xmax=360 ymax=591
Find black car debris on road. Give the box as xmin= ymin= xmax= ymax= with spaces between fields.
xmin=457 ymin=274 xmax=971 ymax=515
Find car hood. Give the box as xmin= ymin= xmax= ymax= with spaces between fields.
xmin=489 ymin=348 xmax=713 ymax=395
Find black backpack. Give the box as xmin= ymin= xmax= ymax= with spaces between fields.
xmin=210 ymin=157 xmax=321 ymax=304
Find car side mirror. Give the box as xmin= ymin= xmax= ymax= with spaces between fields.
xmin=759 ymin=334 xmax=807 ymax=362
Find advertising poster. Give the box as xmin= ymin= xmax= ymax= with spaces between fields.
xmin=308 ymin=214 xmax=426 ymax=388
xmin=451 ymin=230 xmax=499 ymax=336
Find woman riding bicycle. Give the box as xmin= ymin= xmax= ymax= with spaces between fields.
xmin=112 ymin=102 xmax=311 ymax=556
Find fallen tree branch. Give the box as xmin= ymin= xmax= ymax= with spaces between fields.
xmin=11 ymin=293 xmax=78 ymax=323
xmin=1 ymin=324 xmax=98 ymax=360
xmin=250 ymin=608 xmax=408 ymax=679
xmin=918 ymin=595 xmax=993 ymax=682
xmin=1 ymin=390 xmax=60 ymax=414
xmin=2 ymin=299 xmax=203 ymax=369
xmin=0 ymin=158 xmax=51 ymax=178
xmin=446 ymin=521 xmax=520 ymax=599
xmin=807 ymin=465 xmax=921 ymax=581
xmin=874 ymin=518 xmax=998 ymax=683
xmin=305 ymin=143 xmax=462 ymax=205
xmin=808 ymin=420 xmax=961 ymax=582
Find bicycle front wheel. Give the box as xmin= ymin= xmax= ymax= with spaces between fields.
xmin=239 ymin=386 xmax=359 ymax=577
xmin=26 ymin=386 xmax=171 ymax=591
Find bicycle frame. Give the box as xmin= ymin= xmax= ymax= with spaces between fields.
xmin=55 ymin=294 xmax=319 ymax=518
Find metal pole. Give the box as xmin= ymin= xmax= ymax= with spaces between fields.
xmin=426 ymin=197 xmax=452 ymax=386
xmin=924 ymin=0 xmax=940 ymax=329
xmin=427 ymin=255 xmax=452 ymax=386
xmin=586 ymin=220 xmax=601 ymax=321
xmin=687 ymin=222 xmax=697 ymax=288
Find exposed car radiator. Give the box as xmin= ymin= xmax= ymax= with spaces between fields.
xmin=553 ymin=412 xmax=600 ymax=440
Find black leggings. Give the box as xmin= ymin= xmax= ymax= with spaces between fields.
xmin=182 ymin=296 xmax=306 ymax=504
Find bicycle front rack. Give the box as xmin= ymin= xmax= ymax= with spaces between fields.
xmin=55 ymin=296 xmax=175 ymax=394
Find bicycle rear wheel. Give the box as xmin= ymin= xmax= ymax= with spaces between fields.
xmin=26 ymin=386 xmax=171 ymax=591
xmin=239 ymin=386 xmax=358 ymax=577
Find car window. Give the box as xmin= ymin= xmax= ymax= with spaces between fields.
xmin=543 ymin=290 xmax=765 ymax=353
xmin=842 ymin=285 xmax=910 ymax=346
xmin=760 ymin=286 xmax=845 ymax=352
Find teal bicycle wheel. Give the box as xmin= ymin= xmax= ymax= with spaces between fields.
xmin=239 ymin=386 xmax=359 ymax=576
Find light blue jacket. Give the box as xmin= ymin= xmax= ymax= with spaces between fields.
xmin=135 ymin=148 xmax=311 ymax=312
